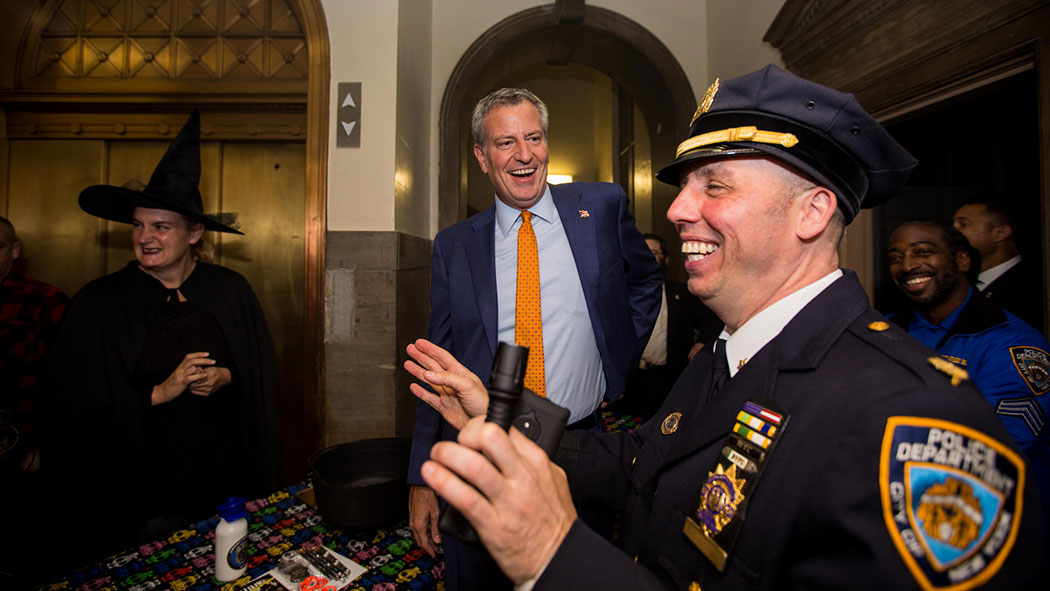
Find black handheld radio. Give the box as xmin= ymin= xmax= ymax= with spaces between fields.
xmin=438 ymin=342 xmax=529 ymax=543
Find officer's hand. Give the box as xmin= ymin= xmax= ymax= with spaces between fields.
xmin=422 ymin=417 xmax=576 ymax=584
xmin=408 ymin=485 xmax=442 ymax=557
xmin=405 ymin=339 xmax=488 ymax=429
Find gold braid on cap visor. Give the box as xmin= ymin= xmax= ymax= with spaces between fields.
xmin=675 ymin=126 xmax=799 ymax=158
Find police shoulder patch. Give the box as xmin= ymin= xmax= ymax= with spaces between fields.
xmin=1009 ymin=346 xmax=1050 ymax=395
xmin=880 ymin=417 xmax=1024 ymax=591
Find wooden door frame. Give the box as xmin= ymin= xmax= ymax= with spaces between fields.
xmin=297 ymin=0 xmax=329 ymax=470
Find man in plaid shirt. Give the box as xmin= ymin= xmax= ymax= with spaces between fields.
xmin=0 ymin=215 xmax=68 ymax=472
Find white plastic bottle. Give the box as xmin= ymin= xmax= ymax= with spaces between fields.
xmin=214 ymin=497 xmax=249 ymax=581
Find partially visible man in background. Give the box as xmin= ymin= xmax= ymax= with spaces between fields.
xmin=615 ymin=232 xmax=721 ymax=421
xmin=0 ymin=215 xmax=68 ymax=474
xmin=0 ymin=215 xmax=68 ymax=586
xmin=953 ymin=201 xmax=1044 ymax=331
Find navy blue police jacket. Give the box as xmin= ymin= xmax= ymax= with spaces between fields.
xmin=541 ymin=270 xmax=1046 ymax=590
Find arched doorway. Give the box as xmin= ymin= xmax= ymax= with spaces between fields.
xmin=0 ymin=0 xmax=329 ymax=484
xmin=439 ymin=3 xmax=696 ymax=275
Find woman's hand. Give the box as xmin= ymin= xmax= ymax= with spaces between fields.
xmin=404 ymin=339 xmax=489 ymax=430
xmin=151 ymin=352 xmax=215 ymax=405
xmin=188 ymin=366 xmax=232 ymax=397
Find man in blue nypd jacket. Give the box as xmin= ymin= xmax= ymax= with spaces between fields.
xmin=406 ymin=87 xmax=661 ymax=590
xmin=887 ymin=220 xmax=1050 ymax=523
xmin=408 ymin=65 xmax=1046 ymax=590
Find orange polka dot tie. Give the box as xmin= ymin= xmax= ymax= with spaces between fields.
xmin=515 ymin=211 xmax=546 ymax=397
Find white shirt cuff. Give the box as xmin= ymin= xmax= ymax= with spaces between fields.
xmin=513 ymin=551 xmax=556 ymax=591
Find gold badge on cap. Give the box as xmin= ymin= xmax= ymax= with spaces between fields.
xmin=690 ymin=78 xmax=720 ymax=126
xmin=928 ymin=356 xmax=968 ymax=386
xmin=661 ymin=411 xmax=682 ymax=435
xmin=868 ymin=321 xmax=890 ymax=332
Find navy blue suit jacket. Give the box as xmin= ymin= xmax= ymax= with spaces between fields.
xmin=408 ymin=182 xmax=662 ymax=484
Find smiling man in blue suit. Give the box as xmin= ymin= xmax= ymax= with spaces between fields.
xmin=407 ymin=87 xmax=662 ymax=591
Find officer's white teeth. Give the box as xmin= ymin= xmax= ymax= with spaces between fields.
xmin=682 ymin=241 xmax=718 ymax=261
xmin=509 ymin=168 xmax=536 ymax=176
xmin=905 ymin=276 xmax=931 ymax=286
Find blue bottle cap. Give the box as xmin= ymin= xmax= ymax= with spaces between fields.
xmin=217 ymin=496 xmax=248 ymax=522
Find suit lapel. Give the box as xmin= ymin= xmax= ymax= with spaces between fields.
xmin=552 ymin=184 xmax=599 ymax=309
xmin=468 ymin=208 xmax=498 ymax=356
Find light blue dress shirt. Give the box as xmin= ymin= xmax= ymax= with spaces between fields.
xmin=494 ymin=185 xmax=605 ymax=422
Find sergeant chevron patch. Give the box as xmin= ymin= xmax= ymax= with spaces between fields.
xmin=880 ymin=417 xmax=1024 ymax=591
xmin=996 ymin=397 xmax=1046 ymax=437
xmin=1009 ymin=346 xmax=1050 ymax=395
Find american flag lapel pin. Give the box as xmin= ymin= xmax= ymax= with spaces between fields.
xmin=579 ymin=209 xmax=590 ymax=218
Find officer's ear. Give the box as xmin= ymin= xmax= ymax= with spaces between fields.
xmin=794 ymin=186 xmax=836 ymax=241
xmin=11 ymin=239 xmax=21 ymax=260
xmin=991 ymin=224 xmax=1012 ymax=243
xmin=956 ymin=248 xmax=972 ymax=273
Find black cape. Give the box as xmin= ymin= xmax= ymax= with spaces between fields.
xmin=43 ymin=262 xmax=277 ymax=556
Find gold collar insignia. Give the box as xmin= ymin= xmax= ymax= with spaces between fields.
xmin=928 ymin=356 xmax=968 ymax=386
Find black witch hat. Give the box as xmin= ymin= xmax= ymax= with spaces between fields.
xmin=78 ymin=109 xmax=243 ymax=234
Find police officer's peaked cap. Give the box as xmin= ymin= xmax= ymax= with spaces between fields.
xmin=656 ymin=64 xmax=917 ymax=223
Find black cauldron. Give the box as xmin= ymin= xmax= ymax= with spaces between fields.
xmin=309 ymin=437 xmax=410 ymax=530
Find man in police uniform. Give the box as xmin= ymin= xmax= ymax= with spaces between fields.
xmin=887 ymin=220 xmax=1050 ymax=524
xmin=406 ymin=65 xmax=1046 ymax=589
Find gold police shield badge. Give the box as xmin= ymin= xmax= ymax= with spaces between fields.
xmin=696 ymin=463 xmax=746 ymax=536
xmin=684 ymin=398 xmax=789 ymax=572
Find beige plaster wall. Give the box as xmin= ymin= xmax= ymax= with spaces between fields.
xmin=706 ymin=0 xmax=786 ymax=79
xmin=322 ymin=0 xmax=399 ymax=232
xmin=593 ymin=0 xmax=710 ymax=96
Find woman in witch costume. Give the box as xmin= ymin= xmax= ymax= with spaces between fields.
xmin=44 ymin=110 xmax=278 ymax=556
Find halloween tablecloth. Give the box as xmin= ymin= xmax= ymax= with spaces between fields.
xmin=39 ymin=411 xmax=642 ymax=591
